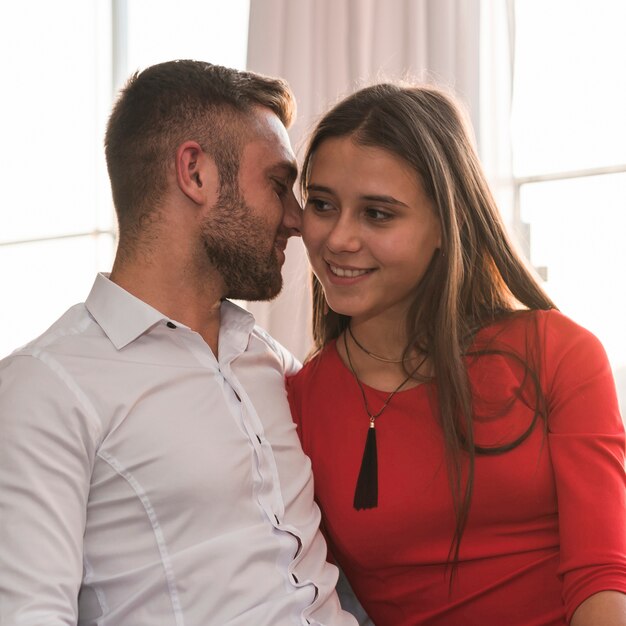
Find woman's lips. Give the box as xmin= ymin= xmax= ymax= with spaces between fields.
xmin=325 ymin=261 xmax=375 ymax=284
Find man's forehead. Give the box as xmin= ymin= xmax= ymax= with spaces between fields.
xmin=270 ymin=159 xmax=298 ymax=183
xmin=242 ymin=108 xmax=297 ymax=175
xmin=242 ymin=142 xmax=298 ymax=183
xmin=250 ymin=110 xmax=290 ymax=142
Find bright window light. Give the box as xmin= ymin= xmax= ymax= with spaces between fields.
xmin=511 ymin=0 xmax=626 ymax=408
xmin=0 ymin=1 xmax=250 ymax=358
xmin=125 ymin=0 xmax=250 ymax=72
xmin=511 ymin=0 xmax=626 ymax=175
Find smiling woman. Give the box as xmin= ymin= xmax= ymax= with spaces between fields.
xmin=0 ymin=0 xmax=250 ymax=358
xmin=288 ymin=81 xmax=626 ymax=626
xmin=303 ymin=136 xmax=442 ymax=334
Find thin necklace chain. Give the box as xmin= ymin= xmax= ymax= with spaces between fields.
xmin=348 ymin=324 xmax=418 ymax=364
xmin=343 ymin=331 xmax=427 ymax=423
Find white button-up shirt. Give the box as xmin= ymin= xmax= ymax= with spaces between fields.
xmin=0 ymin=273 xmax=356 ymax=626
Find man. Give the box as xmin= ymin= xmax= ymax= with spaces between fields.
xmin=0 ymin=60 xmax=356 ymax=626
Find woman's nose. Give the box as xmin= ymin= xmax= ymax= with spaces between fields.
xmin=326 ymin=214 xmax=361 ymax=253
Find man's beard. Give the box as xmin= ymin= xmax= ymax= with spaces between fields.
xmin=201 ymin=187 xmax=284 ymax=301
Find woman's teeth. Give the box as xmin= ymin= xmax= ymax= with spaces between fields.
xmin=329 ymin=264 xmax=370 ymax=278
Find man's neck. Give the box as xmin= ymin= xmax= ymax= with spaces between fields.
xmin=110 ymin=257 xmax=225 ymax=357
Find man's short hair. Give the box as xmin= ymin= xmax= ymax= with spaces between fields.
xmin=104 ymin=60 xmax=296 ymax=237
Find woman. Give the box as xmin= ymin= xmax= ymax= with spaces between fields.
xmin=287 ymin=83 xmax=626 ymax=625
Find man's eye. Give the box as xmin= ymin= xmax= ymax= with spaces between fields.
xmin=272 ymin=179 xmax=289 ymax=196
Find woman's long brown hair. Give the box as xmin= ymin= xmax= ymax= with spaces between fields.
xmin=301 ymin=83 xmax=556 ymax=570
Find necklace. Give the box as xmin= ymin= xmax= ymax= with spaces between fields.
xmin=348 ymin=324 xmax=417 ymax=364
xmin=343 ymin=331 xmax=427 ymax=510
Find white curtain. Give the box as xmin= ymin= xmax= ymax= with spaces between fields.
xmin=479 ymin=0 xmax=516 ymax=231
xmin=246 ymin=0 xmax=482 ymax=360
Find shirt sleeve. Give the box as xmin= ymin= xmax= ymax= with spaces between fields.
xmin=286 ymin=374 xmax=300 ymax=420
xmin=542 ymin=311 xmax=626 ymax=622
xmin=0 ymin=353 xmax=99 ymax=625
xmin=253 ymin=326 xmax=302 ymax=377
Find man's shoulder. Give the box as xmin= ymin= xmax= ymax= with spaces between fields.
xmin=250 ymin=324 xmax=302 ymax=376
xmin=0 ymin=303 xmax=106 ymax=397
xmin=5 ymin=303 xmax=96 ymax=361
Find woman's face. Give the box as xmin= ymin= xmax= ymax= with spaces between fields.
xmin=302 ymin=136 xmax=441 ymax=325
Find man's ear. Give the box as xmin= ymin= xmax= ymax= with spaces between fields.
xmin=175 ymin=141 xmax=217 ymax=204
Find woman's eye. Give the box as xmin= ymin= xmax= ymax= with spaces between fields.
xmin=365 ymin=207 xmax=393 ymax=221
xmin=307 ymin=198 xmax=334 ymax=213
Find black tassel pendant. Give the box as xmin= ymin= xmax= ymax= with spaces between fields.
xmin=343 ymin=328 xmax=425 ymax=512
xmin=353 ymin=419 xmax=378 ymax=510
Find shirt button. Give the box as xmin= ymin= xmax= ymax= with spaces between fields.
xmin=166 ymin=321 xmax=176 ymax=329
xmin=292 ymin=573 xmax=299 ymax=584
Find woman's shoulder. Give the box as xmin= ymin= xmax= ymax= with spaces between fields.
xmin=287 ymin=339 xmax=341 ymax=394
xmin=478 ymin=308 xmax=603 ymax=352
xmin=477 ymin=308 xmax=612 ymax=385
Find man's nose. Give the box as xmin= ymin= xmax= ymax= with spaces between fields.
xmin=283 ymin=189 xmax=302 ymax=236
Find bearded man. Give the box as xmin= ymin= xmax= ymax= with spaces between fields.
xmin=0 ymin=60 xmax=356 ymax=626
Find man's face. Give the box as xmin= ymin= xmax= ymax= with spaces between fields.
xmin=201 ymin=108 xmax=301 ymax=301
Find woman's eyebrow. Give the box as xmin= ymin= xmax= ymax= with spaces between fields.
xmin=306 ymin=184 xmax=333 ymax=193
xmin=361 ymin=194 xmax=409 ymax=207
xmin=307 ymin=184 xmax=409 ymax=207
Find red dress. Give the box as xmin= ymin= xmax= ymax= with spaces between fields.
xmin=287 ymin=310 xmax=626 ymax=625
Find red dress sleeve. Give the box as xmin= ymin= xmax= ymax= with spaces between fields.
xmin=541 ymin=310 xmax=626 ymax=621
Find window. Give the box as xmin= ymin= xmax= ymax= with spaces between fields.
xmin=0 ymin=0 xmax=249 ymax=358
xmin=510 ymin=0 xmax=626 ymax=409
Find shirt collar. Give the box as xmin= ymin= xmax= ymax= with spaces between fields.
xmin=85 ymin=273 xmax=258 ymax=354
xmin=85 ymin=273 xmax=169 ymax=350
xmin=218 ymin=299 xmax=256 ymax=362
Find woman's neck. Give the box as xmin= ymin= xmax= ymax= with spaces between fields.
xmin=348 ymin=317 xmax=409 ymax=363
xmin=336 ymin=316 xmax=428 ymax=392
